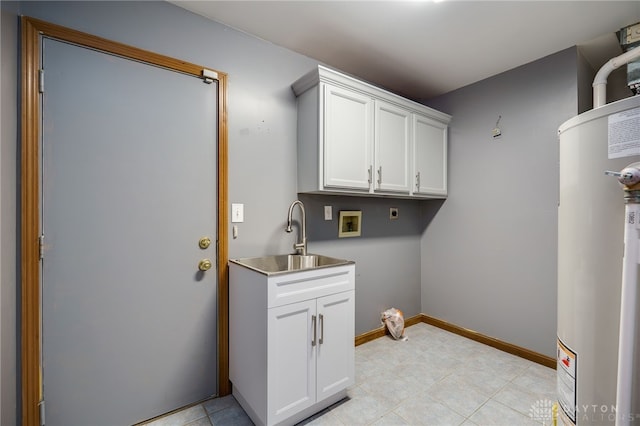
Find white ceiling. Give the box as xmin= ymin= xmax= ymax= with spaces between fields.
xmin=170 ymin=1 xmax=640 ymax=100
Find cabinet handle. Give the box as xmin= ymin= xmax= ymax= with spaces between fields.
xmin=319 ymin=314 xmax=324 ymax=345
xmin=367 ymin=166 xmax=373 ymax=186
xmin=311 ymin=315 xmax=317 ymax=346
xmin=377 ymin=167 xmax=382 ymax=185
xmin=416 ymin=171 xmax=421 ymax=190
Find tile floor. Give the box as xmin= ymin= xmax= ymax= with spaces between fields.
xmin=143 ymin=323 xmax=556 ymax=426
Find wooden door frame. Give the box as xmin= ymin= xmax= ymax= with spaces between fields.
xmin=20 ymin=16 xmax=230 ymax=426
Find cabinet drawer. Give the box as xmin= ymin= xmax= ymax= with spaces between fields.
xmin=268 ymin=265 xmax=354 ymax=308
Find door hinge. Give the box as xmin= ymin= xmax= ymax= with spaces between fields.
xmin=38 ymin=400 xmax=45 ymax=426
xmin=39 ymin=69 xmax=45 ymax=93
xmin=39 ymin=235 xmax=45 ymax=260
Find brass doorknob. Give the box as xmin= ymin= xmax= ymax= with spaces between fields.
xmin=198 ymin=237 xmax=211 ymax=249
xmin=198 ymin=259 xmax=212 ymax=271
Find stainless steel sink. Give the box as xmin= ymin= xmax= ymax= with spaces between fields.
xmin=230 ymin=254 xmax=353 ymax=275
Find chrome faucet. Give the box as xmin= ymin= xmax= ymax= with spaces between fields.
xmin=285 ymin=200 xmax=307 ymax=255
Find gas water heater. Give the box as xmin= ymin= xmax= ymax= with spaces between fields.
xmin=557 ymin=94 xmax=640 ymax=425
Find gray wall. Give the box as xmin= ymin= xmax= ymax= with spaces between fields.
xmin=0 ymin=1 xmax=426 ymax=421
xmin=4 ymin=2 xmax=631 ymax=421
xmin=299 ymin=194 xmax=423 ymax=334
xmin=14 ymin=0 xmax=318 ymax=260
xmin=578 ymin=48 xmax=596 ymax=114
xmin=12 ymin=0 xmax=425 ymax=333
xmin=1 ymin=2 xmax=19 ymax=425
xmin=420 ymin=48 xmax=579 ymax=358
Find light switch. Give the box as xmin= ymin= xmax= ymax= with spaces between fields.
xmin=231 ymin=203 xmax=244 ymax=223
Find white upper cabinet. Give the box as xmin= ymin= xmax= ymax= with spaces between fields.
xmin=413 ymin=113 xmax=448 ymax=196
xmin=375 ymin=100 xmax=411 ymax=193
xmin=293 ymin=65 xmax=451 ymax=198
xmin=323 ymin=84 xmax=373 ymax=190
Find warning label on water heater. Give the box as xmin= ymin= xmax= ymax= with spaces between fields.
xmin=608 ymin=106 xmax=640 ymax=159
xmin=557 ymin=338 xmax=577 ymax=425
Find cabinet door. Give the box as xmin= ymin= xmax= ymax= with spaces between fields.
xmin=316 ymin=291 xmax=355 ymax=402
xmin=267 ymin=299 xmax=317 ymax=423
xmin=375 ymin=100 xmax=411 ymax=193
xmin=413 ymin=113 xmax=447 ymax=196
xmin=323 ymin=83 xmax=373 ymax=190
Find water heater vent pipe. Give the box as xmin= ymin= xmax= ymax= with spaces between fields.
xmin=606 ymin=163 xmax=640 ymax=426
xmin=593 ymin=45 xmax=640 ymax=108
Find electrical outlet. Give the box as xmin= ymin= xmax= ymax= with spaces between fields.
xmin=324 ymin=205 xmax=332 ymax=220
xmin=390 ymin=207 xmax=399 ymax=220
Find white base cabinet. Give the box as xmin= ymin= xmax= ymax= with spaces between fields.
xmin=292 ymin=65 xmax=451 ymax=199
xmin=229 ymin=262 xmax=355 ymax=426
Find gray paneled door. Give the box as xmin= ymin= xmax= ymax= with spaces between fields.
xmin=41 ymin=38 xmax=218 ymax=425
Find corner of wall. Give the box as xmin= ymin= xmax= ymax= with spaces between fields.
xmin=577 ymin=40 xmax=636 ymax=114
xmin=1 ymin=2 xmax=20 ymax=425
xmin=419 ymin=47 xmax=577 ymax=359
xmin=577 ymin=46 xmax=595 ymax=114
